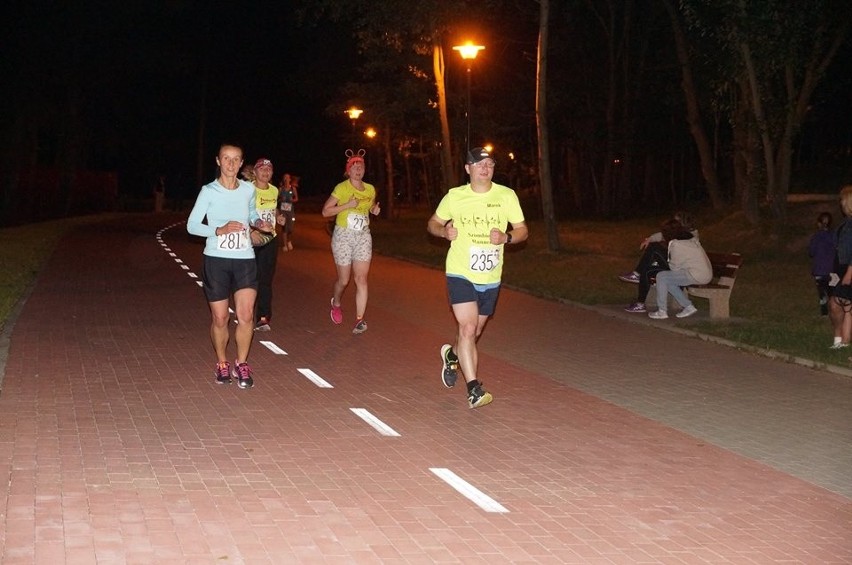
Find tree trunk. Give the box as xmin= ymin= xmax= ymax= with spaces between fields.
xmin=772 ymin=23 xmax=848 ymax=223
xmin=536 ymin=0 xmax=561 ymax=250
xmin=565 ymin=145 xmax=582 ymax=212
xmin=403 ymin=153 xmax=413 ymax=207
xmin=433 ymin=41 xmax=457 ymax=192
xmin=739 ymin=40 xmax=780 ymax=222
xmin=660 ymin=0 xmax=724 ymax=209
xmin=733 ymin=83 xmax=760 ymax=225
xmin=382 ymin=122 xmax=396 ymax=219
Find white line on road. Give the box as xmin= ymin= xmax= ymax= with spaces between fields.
xmin=429 ymin=468 xmax=509 ymax=513
xmin=297 ymin=368 xmax=333 ymax=388
xmin=350 ymin=408 xmax=400 ymax=436
xmin=259 ymin=341 xmax=287 ymax=355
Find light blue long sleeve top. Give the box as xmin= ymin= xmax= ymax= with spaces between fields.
xmin=186 ymin=179 xmax=259 ymax=259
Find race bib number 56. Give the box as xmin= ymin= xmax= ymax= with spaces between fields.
xmin=217 ymin=227 xmax=250 ymax=251
xmin=259 ymin=208 xmax=276 ymax=225
xmin=469 ymin=246 xmax=500 ymax=272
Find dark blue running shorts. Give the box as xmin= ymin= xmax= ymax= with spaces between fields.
xmin=446 ymin=276 xmax=500 ymax=316
xmin=202 ymin=256 xmax=258 ymax=302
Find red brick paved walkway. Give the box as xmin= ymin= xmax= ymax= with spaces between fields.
xmin=0 ymin=214 xmax=850 ymax=564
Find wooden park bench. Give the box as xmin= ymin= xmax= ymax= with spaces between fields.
xmin=685 ymin=252 xmax=743 ymax=319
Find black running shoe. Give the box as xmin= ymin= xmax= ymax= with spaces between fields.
xmin=467 ymin=384 xmax=493 ymax=409
xmin=440 ymin=344 xmax=459 ymax=388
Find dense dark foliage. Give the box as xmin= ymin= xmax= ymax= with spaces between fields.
xmin=1 ymin=1 xmax=849 ymax=225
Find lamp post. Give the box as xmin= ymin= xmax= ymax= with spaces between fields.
xmin=363 ymin=127 xmax=378 ymax=179
xmin=345 ymin=106 xmax=363 ymax=148
xmin=452 ymin=41 xmax=484 ymax=151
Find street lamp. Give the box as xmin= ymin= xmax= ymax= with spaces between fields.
xmin=345 ymin=106 xmax=363 ymax=147
xmin=452 ymin=41 xmax=485 ymax=151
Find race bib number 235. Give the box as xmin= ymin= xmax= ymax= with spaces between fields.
xmin=468 ymin=246 xmax=500 ymax=272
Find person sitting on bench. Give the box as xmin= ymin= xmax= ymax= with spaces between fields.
xmin=647 ymin=221 xmax=712 ymax=320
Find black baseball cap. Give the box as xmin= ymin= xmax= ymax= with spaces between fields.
xmin=465 ymin=147 xmax=492 ymax=164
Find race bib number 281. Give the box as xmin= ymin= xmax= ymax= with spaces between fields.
xmin=469 ymin=246 xmax=500 ymax=272
xmin=217 ymin=227 xmax=250 ymax=251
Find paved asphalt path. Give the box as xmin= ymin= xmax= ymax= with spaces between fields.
xmin=0 ymin=213 xmax=849 ymax=563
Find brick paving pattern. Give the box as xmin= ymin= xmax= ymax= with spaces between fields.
xmin=0 ymin=214 xmax=850 ymax=564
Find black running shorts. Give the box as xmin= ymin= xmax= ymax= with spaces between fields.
xmin=446 ymin=276 xmax=500 ymax=317
xmin=202 ymin=256 xmax=258 ymax=302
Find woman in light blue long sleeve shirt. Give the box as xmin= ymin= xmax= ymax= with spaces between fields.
xmin=186 ymin=143 xmax=269 ymax=389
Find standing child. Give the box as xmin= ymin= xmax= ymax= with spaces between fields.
xmin=809 ymin=212 xmax=836 ymax=316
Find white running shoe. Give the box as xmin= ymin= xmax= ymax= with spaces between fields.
xmin=676 ymin=304 xmax=698 ymax=318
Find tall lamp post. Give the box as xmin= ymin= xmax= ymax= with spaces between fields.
xmin=345 ymin=106 xmax=363 ymax=148
xmin=364 ymin=127 xmax=377 ymax=179
xmin=452 ymin=41 xmax=484 ymax=151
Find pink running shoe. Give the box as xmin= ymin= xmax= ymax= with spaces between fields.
xmin=231 ymin=361 xmax=254 ymax=389
xmin=330 ymin=298 xmax=343 ymax=324
xmin=214 ymin=361 xmax=231 ymax=385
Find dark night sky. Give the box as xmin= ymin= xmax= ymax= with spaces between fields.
xmin=3 ymin=2 xmax=849 ymax=207
xmin=3 ymin=2 xmax=360 ymax=199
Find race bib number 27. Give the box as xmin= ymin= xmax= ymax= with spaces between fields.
xmin=347 ymin=213 xmax=369 ymax=231
xmin=469 ymin=246 xmax=500 ymax=272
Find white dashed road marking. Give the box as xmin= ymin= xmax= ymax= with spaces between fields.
xmin=297 ymin=368 xmax=333 ymax=388
xmin=350 ymin=408 xmax=400 ymax=437
xmin=430 ymin=468 xmax=509 ymax=513
xmin=259 ymin=341 xmax=287 ymax=355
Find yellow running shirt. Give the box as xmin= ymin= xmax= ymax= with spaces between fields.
xmin=254 ymin=183 xmax=279 ymax=229
xmin=434 ymin=182 xmax=525 ymax=285
xmin=331 ymin=180 xmax=376 ymax=230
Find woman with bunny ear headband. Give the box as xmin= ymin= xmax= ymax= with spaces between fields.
xmin=321 ymin=149 xmax=381 ymax=334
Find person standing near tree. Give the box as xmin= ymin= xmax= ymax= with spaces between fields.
xmin=186 ymin=143 xmax=272 ymax=389
xmin=427 ymin=147 xmax=528 ymax=409
xmin=808 ymin=212 xmax=836 ymax=316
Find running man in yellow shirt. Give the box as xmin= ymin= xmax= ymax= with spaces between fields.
xmin=426 ymin=147 xmax=528 ymax=408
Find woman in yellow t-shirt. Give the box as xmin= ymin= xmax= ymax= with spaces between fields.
xmin=321 ymin=150 xmax=381 ymax=334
